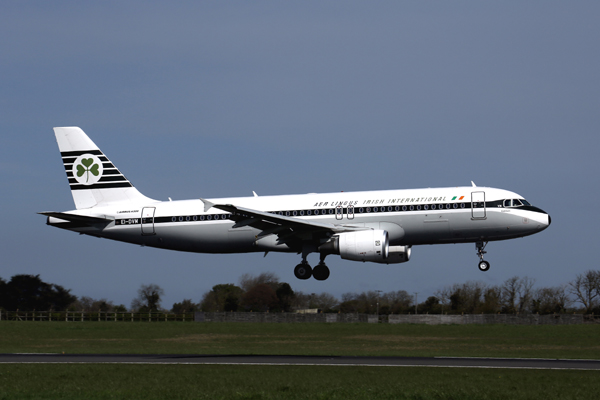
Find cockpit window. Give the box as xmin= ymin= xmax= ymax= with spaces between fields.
xmin=504 ymin=198 xmax=530 ymax=207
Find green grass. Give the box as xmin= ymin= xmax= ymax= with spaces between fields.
xmin=1 ymin=322 xmax=599 ymax=399
xmin=1 ymin=321 xmax=599 ymax=359
xmin=0 ymin=364 xmax=599 ymax=400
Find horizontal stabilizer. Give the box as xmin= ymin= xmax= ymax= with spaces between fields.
xmin=38 ymin=212 xmax=114 ymax=224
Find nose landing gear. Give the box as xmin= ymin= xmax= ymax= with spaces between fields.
xmin=476 ymin=241 xmax=490 ymax=271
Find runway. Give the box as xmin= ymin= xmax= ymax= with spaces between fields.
xmin=1 ymin=354 xmax=599 ymax=370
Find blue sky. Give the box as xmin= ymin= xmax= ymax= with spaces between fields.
xmin=1 ymin=1 xmax=598 ymax=308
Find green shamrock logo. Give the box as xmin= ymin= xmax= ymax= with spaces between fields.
xmin=76 ymin=158 xmax=100 ymax=183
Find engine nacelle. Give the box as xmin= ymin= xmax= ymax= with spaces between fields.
xmin=320 ymin=230 xmax=389 ymax=262
xmin=319 ymin=230 xmax=412 ymax=264
xmin=373 ymin=245 xmax=411 ymax=264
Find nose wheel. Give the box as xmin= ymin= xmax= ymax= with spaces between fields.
xmin=478 ymin=260 xmax=490 ymax=271
xmin=476 ymin=241 xmax=490 ymax=272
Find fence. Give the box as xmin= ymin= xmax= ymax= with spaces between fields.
xmin=1 ymin=310 xmax=597 ymax=324
xmin=0 ymin=310 xmax=194 ymax=322
xmin=193 ymin=312 xmax=378 ymax=323
xmin=388 ymin=313 xmax=596 ymax=325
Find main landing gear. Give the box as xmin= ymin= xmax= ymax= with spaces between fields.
xmin=294 ymin=254 xmax=330 ymax=281
xmin=476 ymin=241 xmax=490 ymax=272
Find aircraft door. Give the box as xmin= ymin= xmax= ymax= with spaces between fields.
xmin=141 ymin=207 xmax=156 ymax=235
xmin=347 ymin=205 xmax=355 ymax=220
xmin=471 ymin=192 xmax=486 ymax=219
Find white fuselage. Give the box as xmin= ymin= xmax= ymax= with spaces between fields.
xmin=48 ymin=186 xmax=550 ymax=254
xmin=43 ymin=127 xmax=552 ymax=279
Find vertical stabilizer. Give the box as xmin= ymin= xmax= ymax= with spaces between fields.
xmin=54 ymin=127 xmax=155 ymax=209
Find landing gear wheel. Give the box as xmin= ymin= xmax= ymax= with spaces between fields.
xmin=478 ymin=260 xmax=490 ymax=272
xmin=294 ymin=263 xmax=312 ymax=280
xmin=313 ymin=263 xmax=330 ymax=281
xmin=475 ymin=241 xmax=490 ymax=272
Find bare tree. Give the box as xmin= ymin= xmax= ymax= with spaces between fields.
xmin=481 ymin=286 xmax=502 ymax=314
xmin=501 ymin=276 xmax=521 ymax=313
xmin=72 ymin=296 xmax=117 ymax=312
xmin=435 ymin=282 xmax=487 ymax=314
xmin=382 ymin=290 xmax=412 ymax=314
xmin=131 ymin=284 xmax=164 ymax=312
xmin=501 ymin=276 xmax=535 ymax=314
xmin=517 ymin=277 xmax=536 ymax=313
xmin=568 ymin=270 xmax=600 ymax=313
xmin=239 ymin=272 xmax=279 ymax=292
xmin=312 ymin=293 xmax=339 ymax=311
xmin=292 ymin=292 xmax=338 ymax=311
xmin=532 ymin=285 xmax=571 ymax=314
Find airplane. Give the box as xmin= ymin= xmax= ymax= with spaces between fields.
xmin=41 ymin=127 xmax=551 ymax=281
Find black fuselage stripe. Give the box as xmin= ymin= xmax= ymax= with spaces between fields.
xmin=114 ymin=201 xmax=546 ymax=227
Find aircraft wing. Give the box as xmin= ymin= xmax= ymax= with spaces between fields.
xmin=200 ymin=199 xmax=364 ymax=244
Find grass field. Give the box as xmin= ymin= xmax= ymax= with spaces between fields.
xmin=1 ymin=322 xmax=599 ymax=399
xmin=1 ymin=321 xmax=599 ymax=359
xmin=0 ymin=364 xmax=599 ymax=399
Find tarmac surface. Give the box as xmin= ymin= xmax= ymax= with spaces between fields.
xmin=1 ymin=354 xmax=599 ymax=370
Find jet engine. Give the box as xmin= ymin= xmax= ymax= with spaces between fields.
xmin=318 ymin=229 xmax=387 ymax=262
xmin=319 ymin=229 xmax=411 ymax=264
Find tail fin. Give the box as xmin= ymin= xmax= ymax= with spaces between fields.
xmin=54 ymin=127 xmax=155 ymax=209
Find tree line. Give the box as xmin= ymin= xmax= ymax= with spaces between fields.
xmin=1 ymin=270 xmax=599 ymax=314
